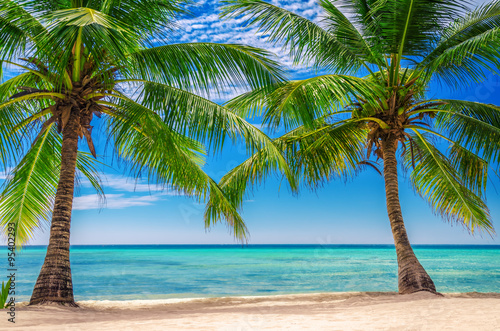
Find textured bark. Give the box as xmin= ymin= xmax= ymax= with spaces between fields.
xmin=381 ymin=136 xmax=438 ymax=294
xmin=29 ymin=108 xmax=80 ymax=306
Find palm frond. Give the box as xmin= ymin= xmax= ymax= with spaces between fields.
xmin=227 ymin=74 xmax=382 ymax=130
xmin=405 ymin=130 xmax=493 ymax=235
xmin=319 ymin=0 xmax=385 ymax=67
xmin=0 ymin=90 xmax=54 ymax=166
xmin=0 ymin=0 xmax=45 ymax=61
xmin=131 ymin=81 xmax=292 ymax=157
xmin=0 ymin=122 xmax=106 ymax=245
xmin=367 ymin=0 xmax=465 ymax=56
xmin=204 ymin=177 xmax=249 ymax=241
xmin=96 ymin=0 xmax=188 ymax=44
xmin=402 ymin=123 xmax=490 ymax=196
xmin=435 ymin=99 xmax=500 ymax=165
xmin=0 ymin=72 xmax=52 ymax=101
xmin=446 ymin=143 xmax=489 ymax=196
xmin=220 ymin=0 xmax=368 ymax=73
xmin=126 ymin=43 xmax=285 ymax=95
xmin=208 ymin=117 xmax=364 ymax=217
xmin=0 ymin=125 xmax=59 ymax=246
xmin=419 ymin=1 xmax=500 ymax=86
xmin=36 ymin=7 xmax=141 ymax=82
xmin=102 ymin=95 xmax=253 ymax=239
xmin=281 ymin=119 xmax=367 ymax=188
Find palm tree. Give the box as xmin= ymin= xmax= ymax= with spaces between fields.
xmin=0 ymin=0 xmax=294 ymax=306
xmin=213 ymin=0 xmax=500 ymax=294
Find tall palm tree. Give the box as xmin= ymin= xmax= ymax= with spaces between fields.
xmin=213 ymin=0 xmax=500 ymax=294
xmin=0 ymin=0 xmax=294 ymax=306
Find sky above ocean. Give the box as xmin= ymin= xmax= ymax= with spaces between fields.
xmin=1 ymin=0 xmax=499 ymax=246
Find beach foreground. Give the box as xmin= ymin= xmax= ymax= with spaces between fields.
xmin=6 ymin=292 xmax=500 ymax=330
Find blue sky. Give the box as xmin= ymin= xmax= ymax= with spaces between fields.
xmin=3 ymin=0 xmax=500 ymax=245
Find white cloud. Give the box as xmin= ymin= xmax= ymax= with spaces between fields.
xmin=81 ymin=174 xmax=181 ymax=194
xmin=103 ymin=175 xmax=159 ymax=192
xmin=171 ymin=0 xmax=324 ymax=83
xmin=191 ymin=24 xmax=208 ymax=30
xmin=75 ymin=174 xmax=183 ymax=210
xmin=73 ymin=193 xmax=164 ymax=210
xmin=74 ymin=169 xmax=189 ymax=210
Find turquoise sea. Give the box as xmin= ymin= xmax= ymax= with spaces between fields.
xmin=9 ymin=245 xmax=500 ymax=301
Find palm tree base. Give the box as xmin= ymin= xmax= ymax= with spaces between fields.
xmin=400 ymin=289 xmax=443 ymax=296
xmin=399 ymin=287 xmax=440 ymax=295
xmin=28 ymin=299 xmax=79 ymax=307
xmin=29 ymin=275 xmax=79 ymax=307
xmin=397 ymin=259 xmax=438 ymax=295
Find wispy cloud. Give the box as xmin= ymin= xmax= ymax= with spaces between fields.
xmin=81 ymin=174 xmax=180 ymax=194
xmin=103 ymin=175 xmax=161 ymax=193
xmin=172 ymin=0 xmax=323 ymax=76
xmin=75 ymin=174 xmax=184 ymax=210
xmin=73 ymin=193 xmax=164 ymax=210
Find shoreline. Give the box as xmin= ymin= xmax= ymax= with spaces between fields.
xmin=7 ymin=291 xmax=500 ymax=330
xmin=13 ymin=290 xmax=500 ymax=306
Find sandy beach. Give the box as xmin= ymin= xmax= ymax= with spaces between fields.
xmin=3 ymin=291 xmax=499 ymax=330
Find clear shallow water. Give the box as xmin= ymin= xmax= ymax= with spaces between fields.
xmin=8 ymin=245 xmax=500 ymax=301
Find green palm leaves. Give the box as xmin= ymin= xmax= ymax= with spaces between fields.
xmin=221 ymin=0 xmax=370 ymax=72
xmin=0 ymin=0 xmax=292 ymax=245
xmin=419 ymin=1 xmax=500 ymax=85
xmin=128 ymin=43 xmax=285 ymax=93
xmin=0 ymin=126 xmax=103 ymax=246
xmin=404 ymin=131 xmax=491 ymax=233
xmin=218 ymin=0 xmax=500 ymax=236
xmin=2 ymin=0 xmax=500 ymax=246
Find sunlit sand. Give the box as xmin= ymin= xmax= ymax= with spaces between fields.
xmin=9 ymin=291 xmax=500 ymax=330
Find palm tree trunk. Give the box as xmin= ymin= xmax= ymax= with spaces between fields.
xmin=381 ymin=136 xmax=437 ymax=294
xmin=29 ymin=109 xmax=80 ymax=306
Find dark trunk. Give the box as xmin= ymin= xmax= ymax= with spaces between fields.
xmin=29 ymin=108 xmax=80 ymax=306
xmin=381 ymin=136 xmax=437 ymax=294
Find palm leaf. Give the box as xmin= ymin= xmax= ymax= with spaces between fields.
xmin=419 ymin=1 xmax=500 ymax=86
xmin=282 ymin=119 xmax=367 ymax=187
xmin=102 ymin=95 xmax=252 ymax=239
xmin=220 ymin=0 xmax=367 ymax=72
xmin=0 ymin=0 xmax=45 ymax=61
xmin=95 ymin=0 xmax=187 ymax=43
xmin=319 ymin=0 xmax=385 ymax=67
xmin=36 ymin=7 xmax=140 ymax=82
xmin=209 ymin=117 xmax=364 ymax=215
xmin=0 ymin=125 xmax=59 ymax=246
xmin=405 ymin=130 xmax=493 ymax=235
xmin=0 ymin=123 xmax=105 ymax=245
xmin=130 ymin=81 xmax=287 ymax=154
xmin=126 ymin=43 xmax=285 ymax=95
xmin=435 ymin=99 xmax=500 ymax=165
xmin=0 ymin=278 xmax=11 ymax=308
xmin=367 ymin=0 xmax=465 ymax=56
xmin=227 ymin=74 xmax=382 ymax=130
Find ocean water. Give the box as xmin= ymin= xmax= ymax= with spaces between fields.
xmin=8 ymin=245 xmax=500 ymax=301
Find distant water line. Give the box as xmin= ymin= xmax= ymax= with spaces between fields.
xmin=9 ymin=245 xmax=500 ymax=301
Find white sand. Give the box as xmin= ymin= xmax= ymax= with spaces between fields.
xmin=3 ymin=292 xmax=500 ymax=330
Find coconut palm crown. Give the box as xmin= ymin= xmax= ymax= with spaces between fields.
xmin=214 ymin=0 xmax=500 ymax=294
xmin=0 ymin=0 xmax=295 ymax=306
